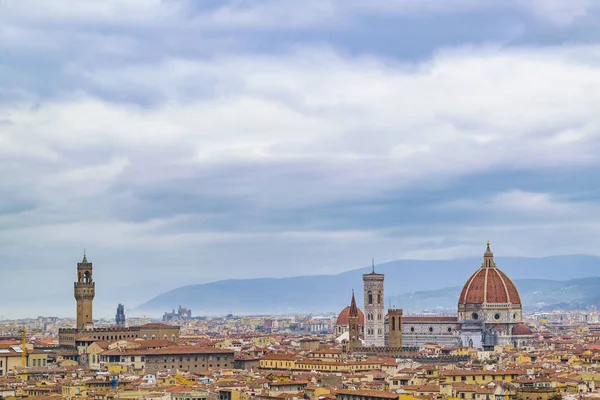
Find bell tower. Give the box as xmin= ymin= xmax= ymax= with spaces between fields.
xmin=347 ymin=291 xmax=361 ymax=352
xmin=363 ymin=260 xmax=385 ymax=347
xmin=74 ymin=251 xmax=95 ymax=330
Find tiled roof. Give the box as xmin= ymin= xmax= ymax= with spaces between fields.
xmin=403 ymin=316 xmax=458 ymax=322
xmin=335 ymin=389 xmax=398 ymax=399
xmin=337 ymin=306 xmax=365 ymax=327
xmin=458 ymin=245 xmax=521 ymax=305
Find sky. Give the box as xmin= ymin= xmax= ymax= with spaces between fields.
xmin=2 ymin=0 xmax=600 ymax=318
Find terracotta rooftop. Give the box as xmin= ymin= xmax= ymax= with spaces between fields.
xmin=458 ymin=243 xmax=521 ymax=305
xmin=337 ymin=305 xmax=365 ymax=327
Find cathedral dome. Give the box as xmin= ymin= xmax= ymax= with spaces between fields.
xmin=512 ymin=323 xmax=532 ymax=336
xmin=458 ymin=243 xmax=521 ymax=305
xmin=336 ymin=306 xmax=364 ymax=326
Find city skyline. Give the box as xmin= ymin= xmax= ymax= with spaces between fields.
xmin=2 ymin=1 xmax=600 ymax=318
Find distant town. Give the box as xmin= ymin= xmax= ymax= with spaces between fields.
xmin=0 ymin=245 xmax=599 ymax=400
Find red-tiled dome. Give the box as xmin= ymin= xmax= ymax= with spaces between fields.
xmin=512 ymin=323 xmax=532 ymax=336
xmin=458 ymin=243 xmax=521 ymax=305
xmin=336 ymin=306 xmax=364 ymax=326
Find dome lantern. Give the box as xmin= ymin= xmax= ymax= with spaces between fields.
xmin=482 ymin=241 xmax=495 ymax=268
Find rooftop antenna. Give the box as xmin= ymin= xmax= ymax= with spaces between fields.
xmin=372 ymin=258 xmax=375 ymax=273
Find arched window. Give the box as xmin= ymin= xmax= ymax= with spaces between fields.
xmin=377 ymin=292 xmax=381 ymax=304
xmin=391 ymin=317 xmax=396 ymax=331
xmin=368 ymin=291 xmax=373 ymax=304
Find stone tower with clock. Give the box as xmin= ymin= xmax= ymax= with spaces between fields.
xmin=363 ymin=263 xmax=385 ymax=347
xmin=74 ymin=251 xmax=95 ymax=330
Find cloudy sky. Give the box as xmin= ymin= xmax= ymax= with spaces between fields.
xmin=2 ymin=0 xmax=600 ymax=318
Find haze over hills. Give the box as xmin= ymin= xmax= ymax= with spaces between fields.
xmin=137 ymin=255 xmax=600 ymax=316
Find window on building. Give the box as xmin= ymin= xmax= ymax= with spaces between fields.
xmin=368 ymin=291 xmax=373 ymax=304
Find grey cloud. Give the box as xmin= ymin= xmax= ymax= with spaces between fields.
xmin=2 ymin=0 xmax=600 ymax=318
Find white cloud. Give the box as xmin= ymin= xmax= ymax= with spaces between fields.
xmin=514 ymin=0 xmax=592 ymax=25
xmin=4 ymin=45 xmax=600 ymax=203
xmin=2 ymin=1 xmax=600 ymax=318
xmin=0 ymin=43 xmax=599 ymax=266
xmin=0 ymin=0 xmax=591 ymax=35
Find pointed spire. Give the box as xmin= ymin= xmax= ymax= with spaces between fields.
xmin=82 ymin=249 xmax=88 ymax=264
xmin=482 ymin=241 xmax=495 ymax=268
xmin=349 ymin=290 xmax=358 ymax=317
xmin=372 ymin=258 xmax=375 ymax=273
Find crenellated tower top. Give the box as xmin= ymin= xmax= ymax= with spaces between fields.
xmin=74 ymin=250 xmax=95 ymax=330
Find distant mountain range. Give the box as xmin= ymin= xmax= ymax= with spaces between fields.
xmin=136 ymin=255 xmax=600 ymax=316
